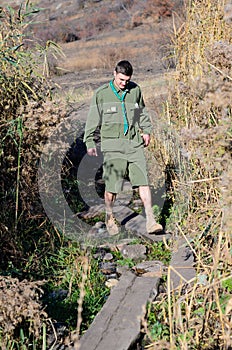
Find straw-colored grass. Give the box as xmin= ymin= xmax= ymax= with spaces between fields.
xmin=55 ymin=29 xmax=159 ymax=71
xmin=145 ymin=0 xmax=232 ymax=349
xmin=1 ymin=0 xmax=231 ymax=348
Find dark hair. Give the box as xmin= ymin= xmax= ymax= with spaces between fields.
xmin=115 ymin=60 xmax=133 ymax=76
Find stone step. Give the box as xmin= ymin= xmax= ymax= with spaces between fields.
xmin=113 ymin=204 xmax=171 ymax=242
xmin=78 ymin=270 xmax=160 ymax=350
xmin=169 ymin=237 xmax=196 ymax=291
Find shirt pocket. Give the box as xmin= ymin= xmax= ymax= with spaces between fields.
xmin=102 ymin=104 xmax=121 ymax=138
xmin=102 ymin=104 xmax=119 ymax=123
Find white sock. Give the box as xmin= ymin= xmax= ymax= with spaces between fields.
xmin=145 ymin=207 xmax=154 ymax=219
xmin=105 ymin=211 xmax=113 ymax=218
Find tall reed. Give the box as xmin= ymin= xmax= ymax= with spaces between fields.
xmin=147 ymin=0 xmax=232 ymax=348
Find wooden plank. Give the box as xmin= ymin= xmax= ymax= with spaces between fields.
xmin=78 ymin=271 xmax=160 ymax=350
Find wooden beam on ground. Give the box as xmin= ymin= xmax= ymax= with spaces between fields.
xmin=77 ymin=271 xmax=160 ymax=350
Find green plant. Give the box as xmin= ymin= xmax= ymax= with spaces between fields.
xmin=116 ymin=257 xmax=135 ymax=268
xmin=146 ymin=301 xmax=170 ymax=342
xmin=41 ymin=243 xmax=109 ymax=333
xmin=222 ymin=277 xmax=232 ymax=292
xmin=146 ymin=241 xmax=171 ymax=265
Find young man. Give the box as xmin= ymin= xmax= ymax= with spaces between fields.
xmin=84 ymin=60 xmax=163 ymax=235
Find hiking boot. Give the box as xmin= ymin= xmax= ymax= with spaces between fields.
xmin=105 ymin=214 xmax=119 ymax=236
xmin=146 ymin=217 xmax=163 ymax=234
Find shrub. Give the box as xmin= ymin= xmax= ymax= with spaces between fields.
xmin=0 ymin=2 xmax=67 ymax=266
xmin=0 ymin=276 xmax=46 ymax=348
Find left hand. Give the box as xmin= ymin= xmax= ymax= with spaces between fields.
xmin=142 ymin=134 xmax=150 ymax=147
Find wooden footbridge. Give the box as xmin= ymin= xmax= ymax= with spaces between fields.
xmin=75 ymin=199 xmax=195 ymax=350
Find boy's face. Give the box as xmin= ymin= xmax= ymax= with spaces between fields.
xmin=114 ymin=71 xmax=131 ymax=90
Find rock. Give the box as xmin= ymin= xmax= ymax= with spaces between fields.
xmin=48 ymin=289 xmax=68 ymax=301
xmin=169 ymin=238 xmax=196 ymax=291
xmin=142 ymin=270 xmax=163 ymax=278
xmin=105 ymin=278 xmax=118 ymax=289
xmin=132 ymin=260 xmax=164 ymax=277
xmin=105 ymin=273 xmax=118 ymax=280
xmin=94 ymin=221 xmax=105 ymax=229
xmin=114 ymin=238 xmax=139 ymax=251
xmin=99 ymin=262 xmax=117 ymax=275
xmin=93 ymin=248 xmax=107 ymax=260
xmin=47 ymin=322 xmax=68 ymax=349
xmin=103 ymin=253 xmax=114 ymax=261
xmin=120 ymin=244 xmax=147 ymax=260
xmin=98 ymin=228 xmax=107 ymax=234
xmin=132 ymin=206 xmax=142 ymax=211
xmin=87 ymin=226 xmax=109 ymax=240
xmin=116 ymin=265 xmax=130 ymax=276
xmin=87 ymin=227 xmax=98 ymax=236
xmin=113 ymin=205 xmax=171 ymax=242
xmin=78 ymin=204 xmax=105 ymax=219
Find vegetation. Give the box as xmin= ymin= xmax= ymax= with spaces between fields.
xmin=145 ymin=1 xmax=232 ymax=349
xmin=0 ymin=0 xmax=231 ymax=349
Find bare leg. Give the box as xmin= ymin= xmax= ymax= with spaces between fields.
xmin=139 ymin=185 xmax=163 ymax=233
xmin=104 ymin=191 xmax=119 ymax=235
xmin=104 ymin=191 xmax=116 ymax=215
xmin=139 ymin=185 xmax=153 ymax=216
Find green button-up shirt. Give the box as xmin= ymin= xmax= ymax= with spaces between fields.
xmin=84 ymin=80 xmax=153 ymax=152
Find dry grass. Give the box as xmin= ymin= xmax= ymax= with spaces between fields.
xmin=0 ymin=277 xmax=47 ymax=347
xmin=61 ymin=45 xmax=151 ymax=71
xmin=54 ymin=29 xmax=159 ymax=72
xmin=146 ymin=0 xmax=232 ymax=348
xmin=1 ymin=0 xmax=231 ymax=348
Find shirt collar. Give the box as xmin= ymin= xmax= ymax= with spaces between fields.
xmin=111 ymin=80 xmax=129 ymax=94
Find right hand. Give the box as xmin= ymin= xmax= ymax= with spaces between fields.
xmin=87 ymin=147 xmax=98 ymax=156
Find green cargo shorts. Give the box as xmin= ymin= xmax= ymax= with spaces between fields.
xmin=103 ymin=147 xmax=149 ymax=193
